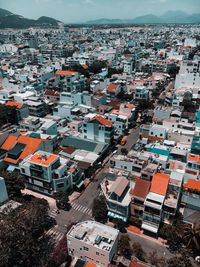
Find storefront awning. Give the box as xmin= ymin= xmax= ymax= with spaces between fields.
xmin=108 ymin=211 xmax=127 ymax=222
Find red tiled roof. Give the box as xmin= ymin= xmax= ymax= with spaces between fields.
xmin=150 ymin=172 xmax=170 ymax=196
xmin=44 ymin=90 xmax=60 ymax=97
xmin=56 ymin=70 xmax=77 ymax=76
xmin=91 ymin=115 xmax=112 ymax=127
xmin=130 ymin=178 xmax=150 ymax=199
xmin=129 ymin=259 xmax=149 ymax=267
xmin=107 ymin=83 xmax=119 ymax=93
xmin=62 ymin=146 xmax=76 ymax=155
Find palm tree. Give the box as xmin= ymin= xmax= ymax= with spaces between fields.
xmin=182 ymin=224 xmax=200 ymax=253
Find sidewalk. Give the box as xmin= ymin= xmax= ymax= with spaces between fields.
xmin=22 ymin=188 xmax=56 ymax=210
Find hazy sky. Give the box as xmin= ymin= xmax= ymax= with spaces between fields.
xmin=0 ymin=0 xmax=200 ymax=23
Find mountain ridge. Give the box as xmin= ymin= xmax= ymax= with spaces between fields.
xmin=86 ymin=10 xmax=200 ymax=24
xmin=0 ymin=8 xmax=61 ymax=29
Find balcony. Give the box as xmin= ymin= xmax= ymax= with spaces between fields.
xmin=30 ymin=165 xmax=43 ymax=172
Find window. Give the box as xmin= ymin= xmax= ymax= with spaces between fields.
xmin=160 ymin=133 xmax=163 ymax=137
xmin=21 ymin=168 xmax=25 ymax=173
xmin=96 ymin=252 xmax=99 ymax=255
xmin=57 ymin=183 xmax=64 ymax=188
xmin=83 ymin=246 xmax=89 ymax=251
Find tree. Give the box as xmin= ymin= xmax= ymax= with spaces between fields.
xmin=48 ymin=233 xmax=70 ymax=267
xmin=88 ymin=60 xmax=107 ymax=74
xmin=0 ymin=198 xmax=55 ymax=267
xmin=0 ymin=104 xmax=18 ymax=127
xmin=54 ymin=191 xmax=70 ymax=211
xmin=0 ymin=170 xmax=25 ymax=199
xmin=167 ymin=256 xmax=192 ymax=267
xmin=132 ymin=242 xmax=146 ymax=261
xmin=147 ymin=251 xmax=166 ymax=267
xmin=182 ymin=224 xmax=200 ymax=256
xmin=121 ymin=148 xmax=128 ymax=155
xmin=92 ymin=195 xmax=107 ymax=223
xmin=118 ymin=234 xmax=132 ymax=259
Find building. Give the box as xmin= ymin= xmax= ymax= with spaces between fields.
xmin=142 ymin=172 xmax=170 ymax=235
xmin=67 ymin=220 xmax=119 ymax=266
xmin=182 ymin=179 xmax=200 ymax=211
xmin=56 ymin=70 xmax=86 ymax=93
xmin=101 ymin=176 xmax=131 ymax=222
xmin=130 ymin=178 xmax=151 ymax=224
xmin=5 ymin=101 xmax=29 ymax=121
xmin=106 ymin=83 xmax=121 ymax=100
xmin=82 ymin=115 xmax=114 ymax=144
xmin=0 ymin=177 xmax=8 ymax=203
xmin=19 ymin=151 xmax=73 ymax=195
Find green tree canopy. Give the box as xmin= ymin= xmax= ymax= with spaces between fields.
xmin=92 ymin=195 xmax=108 ymax=223
xmin=0 ymin=170 xmax=25 ymax=199
xmin=118 ymin=234 xmax=132 ymax=259
xmin=0 ymin=198 xmax=55 ymax=267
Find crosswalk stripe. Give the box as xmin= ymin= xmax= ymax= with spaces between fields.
xmin=72 ymin=203 xmax=79 ymax=209
xmin=71 ymin=202 xmax=92 ymax=216
xmin=79 ymin=206 xmax=85 ymax=212
xmin=88 ymin=210 xmax=92 ymax=216
xmin=84 ymin=208 xmax=90 ymax=213
xmin=82 ymin=207 xmax=88 ymax=213
xmin=56 ymin=233 xmax=63 ymax=242
xmin=76 ymin=205 xmax=83 ymax=211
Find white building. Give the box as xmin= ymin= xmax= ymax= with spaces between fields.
xmin=19 ymin=151 xmax=73 ymax=195
xmin=175 ymin=61 xmax=200 ymax=89
xmin=67 ymin=220 xmax=119 ymax=266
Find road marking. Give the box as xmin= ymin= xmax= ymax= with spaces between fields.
xmin=88 ymin=210 xmax=92 ymax=216
xmin=82 ymin=207 xmax=88 ymax=213
xmin=79 ymin=206 xmax=86 ymax=212
xmin=71 ymin=202 xmax=92 ymax=216
xmin=71 ymin=203 xmax=79 ymax=209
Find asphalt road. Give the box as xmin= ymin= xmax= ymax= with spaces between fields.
xmin=55 ymin=126 xmax=140 ymax=233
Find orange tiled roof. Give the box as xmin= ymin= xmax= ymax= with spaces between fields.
xmin=107 ymin=83 xmax=119 ymax=93
xmin=30 ymin=153 xmax=58 ymax=166
xmin=6 ymin=101 xmax=23 ymax=109
xmin=2 ymin=135 xmax=42 ymax=165
xmin=184 ymin=179 xmax=200 ymax=192
xmin=92 ymin=115 xmax=112 ymax=127
xmin=1 ymin=135 xmax=18 ymax=150
xmin=56 ymin=70 xmax=77 ymax=76
xmin=150 ymin=172 xmax=170 ymax=196
xmin=188 ymin=153 xmax=200 ymax=164
xmin=85 ymin=261 xmax=96 ymax=267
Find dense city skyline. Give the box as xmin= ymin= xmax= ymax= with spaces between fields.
xmin=0 ymin=0 xmax=200 ymax=23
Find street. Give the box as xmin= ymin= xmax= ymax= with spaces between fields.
xmin=51 ymin=126 xmax=140 ymax=235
